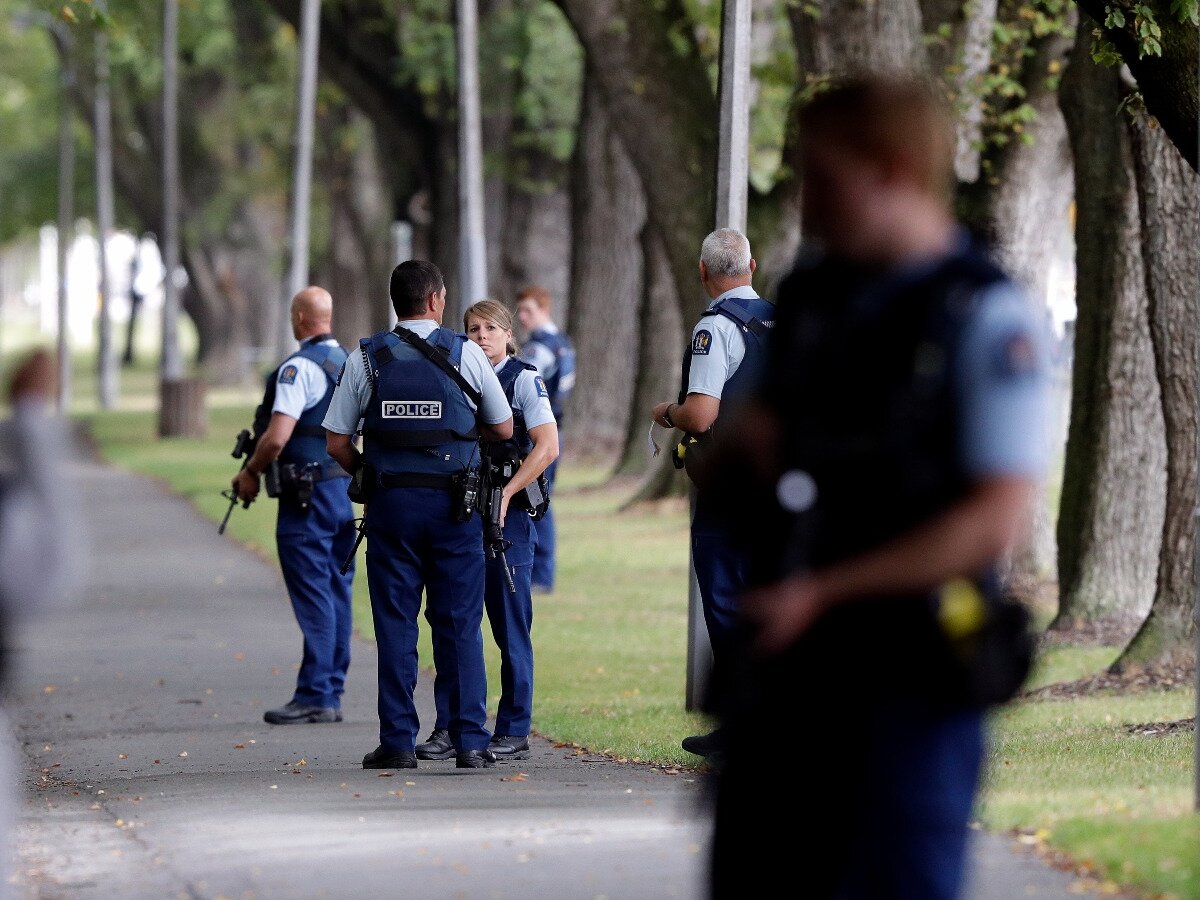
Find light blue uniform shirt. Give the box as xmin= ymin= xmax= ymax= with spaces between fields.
xmin=322 ymin=320 xmax=512 ymax=435
xmin=517 ymin=322 xmax=562 ymax=382
xmin=686 ymin=286 xmax=760 ymax=400
xmin=497 ymin=358 xmax=556 ymax=431
xmin=954 ymin=282 xmax=1053 ymax=478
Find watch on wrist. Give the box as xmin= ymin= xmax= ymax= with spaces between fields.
xmin=662 ymin=404 xmax=676 ymax=429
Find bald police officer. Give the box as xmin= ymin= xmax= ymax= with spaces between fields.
xmin=324 ymin=261 xmax=514 ymax=769
xmin=234 ymin=286 xmax=357 ymax=725
xmin=651 ymin=229 xmax=774 ymax=761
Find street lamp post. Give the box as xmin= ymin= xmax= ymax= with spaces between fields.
xmin=456 ymin=0 xmax=488 ymax=322
xmin=278 ymin=0 xmax=321 ymax=358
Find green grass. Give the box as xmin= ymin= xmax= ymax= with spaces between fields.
xmin=76 ymin=391 xmax=1197 ymax=897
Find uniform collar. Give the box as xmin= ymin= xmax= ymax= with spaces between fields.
xmin=492 ymin=355 xmax=515 ymax=374
xmin=300 ymin=332 xmax=335 ymax=347
xmin=712 ymin=285 xmax=760 ymax=305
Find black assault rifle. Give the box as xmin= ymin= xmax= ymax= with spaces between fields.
xmin=218 ymin=428 xmax=256 ymax=535
xmin=480 ymin=460 xmax=516 ymax=593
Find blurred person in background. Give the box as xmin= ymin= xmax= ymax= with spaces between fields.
xmin=700 ymin=75 xmax=1052 ymax=899
xmin=0 ymin=349 xmax=86 ymax=894
xmin=515 ymin=286 xmax=575 ymax=594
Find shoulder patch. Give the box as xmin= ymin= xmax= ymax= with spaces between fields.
xmin=534 ymin=375 xmax=550 ymax=399
xmin=278 ymin=364 xmax=299 ymax=386
xmin=994 ymin=329 xmax=1041 ymax=380
xmin=691 ymin=329 xmax=713 ymax=356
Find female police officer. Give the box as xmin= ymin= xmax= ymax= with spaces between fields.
xmin=417 ymin=300 xmax=560 ymax=761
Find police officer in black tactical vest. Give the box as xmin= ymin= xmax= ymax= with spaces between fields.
xmin=232 ymin=286 xmax=357 ymax=726
xmin=700 ymin=77 xmax=1053 ymax=899
xmin=650 ymin=228 xmax=774 ymax=762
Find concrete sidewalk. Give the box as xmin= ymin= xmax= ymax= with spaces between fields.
xmin=3 ymin=455 xmax=1089 ymax=899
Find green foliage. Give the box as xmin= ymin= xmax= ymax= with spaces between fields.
xmin=1092 ymin=0 xmax=1196 ymax=65
xmin=969 ymin=0 xmax=1074 ymax=176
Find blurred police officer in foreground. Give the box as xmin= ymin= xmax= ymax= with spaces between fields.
xmin=233 ymin=286 xmax=356 ymax=726
xmin=650 ymin=228 xmax=774 ymax=761
xmin=323 ymin=261 xmax=513 ymax=769
xmin=417 ymin=300 xmax=560 ymax=762
xmin=702 ymin=76 xmax=1051 ymax=898
xmin=515 ymin=285 xmax=575 ymax=593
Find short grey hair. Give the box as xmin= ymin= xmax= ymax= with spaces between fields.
xmin=700 ymin=228 xmax=753 ymax=278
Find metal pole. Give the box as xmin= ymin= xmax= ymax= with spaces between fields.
xmin=456 ymin=0 xmax=488 ymax=322
xmin=94 ymin=13 xmax=118 ymax=408
xmin=686 ymin=0 xmax=753 ymax=712
xmin=55 ymin=26 xmax=76 ymax=415
xmin=279 ymin=0 xmax=321 ymax=357
xmin=160 ymin=0 xmax=183 ymax=383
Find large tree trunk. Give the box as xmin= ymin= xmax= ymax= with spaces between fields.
xmin=982 ymin=21 xmax=1076 ymax=583
xmin=620 ymin=227 xmax=685 ymax=490
xmin=1072 ymin=0 xmax=1199 ymax=171
xmin=562 ymin=71 xmax=646 ymax=465
xmin=1053 ymin=23 xmax=1165 ymax=630
xmin=316 ymin=103 xmax=393 ymax=348
xmin=552 ymin=0 xmax=716 ymax=327
xmin=791 ymin=0 xmax=928 ymax=75
xmin=1114 ymin=116 xmax=1200 ymax=669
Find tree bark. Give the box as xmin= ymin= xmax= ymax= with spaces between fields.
xmin=552 ymin=0 xmax=716 ymax=326
xmin=791 ymin=0 xmax=928 ymax=76
xmin=562 ymin=71 xmax=646 ymax=464
xmin=1114 ymin=116 xmax=1200 ymax=668
xmin=981 ymin=21 xmax=1076 ymax=583
xmin=620 ymin=226 xmax=685 ymax=490
xmin=1073 ymin=0 xmax=1199 ymax=171
xmin=1054 ymin=22 xmax=1165 ymax=629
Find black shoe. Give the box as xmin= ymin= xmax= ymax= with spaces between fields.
xmin=456 ymin=749 xmax=497 ymax=769
xmin=681 ymin=728 xmax=725 ymax=757
xmin=263 ymin=701 xmax=341 ymax=725
xmin=416 ymin=728 xmax=455 ymax=760
xmin=488 ymin=734 xmax=530 ymax=759
xmin=362 ymin=746 xmax=418 ymax=769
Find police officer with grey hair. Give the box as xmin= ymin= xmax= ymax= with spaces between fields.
xmin=650 ymin=227 xmax=775 ymax=761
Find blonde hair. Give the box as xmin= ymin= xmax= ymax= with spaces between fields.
xmin=464 ymin=299 xmax=518 ymax=356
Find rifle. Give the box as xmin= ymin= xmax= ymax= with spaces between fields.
xmin=480 ymin=461 xmax=516 ymax=593
xmin=340 ymin=516 xmax=366 ymax=576
xmin=218 ymin=428 xmax=257 ymax=535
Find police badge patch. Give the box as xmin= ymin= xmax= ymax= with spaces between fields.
xmin=534 ymin=376 xmax=550 ymax=398
xmin=279 ymin=364 xmax=299 ymax=385
xmin=692 ymin=330 xmax=713 ymax=356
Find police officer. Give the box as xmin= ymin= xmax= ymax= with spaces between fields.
xmin=323 ymin=261 xmax=514 ymax=769
xmin=704 ymin=76 xmax=1053 ymax=899
xmin=649 ymin=228 xmax=774 ymax=761
xmin=515 ymin=285 xmax=575 ymax=593
xmin=417 ymin=300 xmax=560 ymax=762
xmin=233 ymin=286 xmax=357 ymax=726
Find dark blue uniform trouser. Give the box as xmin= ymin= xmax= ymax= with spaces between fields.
xmin=432 ymin=513 xmax=538 ymax=737
xmin=365 ymin=486 xmax=491 ymax=753
xmin=275 ymin=476 xmax=356 ymax=709
xmin=691 ymin=493 xmax=748 ymax=663
xmin=530 ymin=456 xmax=558 ymax=590
xmin=710 ymin=649 xmax=985 ymax=900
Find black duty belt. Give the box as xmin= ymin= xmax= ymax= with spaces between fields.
xmin=378 ymin=472 xmax=457 ymax=490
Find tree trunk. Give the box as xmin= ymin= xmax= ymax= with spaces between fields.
xmin=317 ymin=104 xmax=394 ymax=348
xmin=563 ymin=71 xmax=646 ymax=465
xmin=791 ymin=0 xmax=928 ymax=76
xmin=1114 ymin=115 xmax=1200 ymax=669
xmin=1053 ymin=22 xmax=1165 ymax=629
xmin=620 ymin=226 xmax=685 ymax=490
xmin=983 ymin=22 xmax=1076 ymax=583
xmin=1073 ymin=0 xmax=1199 ymax=171
xmin=552 ymin=0 xmax=716 ymax=327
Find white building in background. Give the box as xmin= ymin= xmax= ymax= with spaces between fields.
xmin=2 ymin=223 xmax=166 ymax=359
